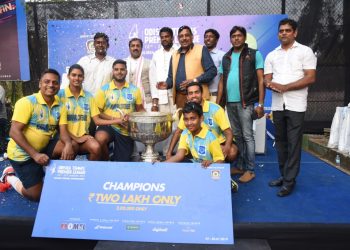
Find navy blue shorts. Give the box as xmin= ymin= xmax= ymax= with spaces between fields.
xmin=41 ymin=137 xmax=60 ymax=158
xmin=10 ymin=159 xmax=44 ymax=189
xmin=97 ymin=125 xmax=134 ymax=162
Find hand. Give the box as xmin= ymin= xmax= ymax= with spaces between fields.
xmin=165 ymin=152 xmax=172 ymax=160
xmin=156 ymin=81 xmax=168 ymax=90
xmin=179 ymin=79 xmax=192 ymax=91
xmin=75 ymin=135 xmax=93 ymax=144
xmin=266 ymin=82 xmax=288 ymax=93
xmin=61 ymin=143 xmax=75 ymax=160
xmin=254 ymin=106 xmax=265 ymax=119
xmin=201 ymin=160 xmax=213 ymax=168
xmin=151 ymin=105 xmax=159 ymax=112
xmin=33 ymin=152 xmax=50 ymax=166
xmin=222 ymin=144 xmax=230 ymax=158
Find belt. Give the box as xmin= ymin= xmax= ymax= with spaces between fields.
xmin=210 ymin=92 xmax=218 ymax=96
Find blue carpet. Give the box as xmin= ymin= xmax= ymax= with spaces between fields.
xmin=1 ymin=139 xmax=350 ymax=224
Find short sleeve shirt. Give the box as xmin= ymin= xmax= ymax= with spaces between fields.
xmin=219 ymin=50 xmax=264 ymax=102
xmin=178 ymin=100 xmax=230 ymax=144
xmin=95 ymin=81 xmax=142 ymax=136
xmin=178 ymin=125 xmax=224 ymax=163
xmin=58 ymin=87 xmax=100 ymax=137
xmin=7 ymin=92 xmax=67 ymax=161
xmin=264 ymin=41 xmax=317 ymax=112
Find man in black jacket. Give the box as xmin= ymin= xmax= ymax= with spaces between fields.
xmin=217 ymin=26 xmax=265 ymax=183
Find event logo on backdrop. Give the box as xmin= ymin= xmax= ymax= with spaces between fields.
xmin=32 ymin=161 xmax=233 ymax=244
xmin=48 ymin=14 xmax=286 ymax=109
xmin=0 ymin=0 xmax=30 ymax=80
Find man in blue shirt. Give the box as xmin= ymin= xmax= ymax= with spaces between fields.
xmin=217 ymin=26 xmax=265 ymax=183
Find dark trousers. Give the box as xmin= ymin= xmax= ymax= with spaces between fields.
xmin=0 ymin=118 xmax=7 ymax=153
xmin=273 ymin=109 xmax=305 ymax=186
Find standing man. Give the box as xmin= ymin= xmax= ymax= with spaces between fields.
xmin=125 ymin=38 xmax=154 ymax=112
xmin=0 ymin=84 xmax=7 ymax=155
xmin=217 ymin=26 xmax=265 ymax=184
xmin=149 ymin=27 xmax=178 ymax=113
xmin=158 ymin=25 xmax=217 ymax=109
xmin=0 ymin=69 xmax=76 ymax=201
xmin=264 ymin=18 xmax=316 ymax=197
xmin=94 ymin=60 xmax=145 ymax=162
xmin=77 ymin=32 xmax=115 ymax=95
xmin=204 ymin=29 xmax=225 ymax=103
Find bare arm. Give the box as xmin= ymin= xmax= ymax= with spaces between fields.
xmin=135 ymin=104 xmax=146 ymax=112
xmin=264 ymin=69 xmax=316 ymax=93
xmin=216 ymin=75 xmax=224 ymax=105
xmin=255 ymin=69 xmax=265 ymax=118
xmin=165 ymin=148 xmax=186 ymax=163
xmin=59 ymin=124 xmax=75 ymax=160
xmin=10 ymin=121 xmax=49 ymax=165
xmin=166 ymin=128 xmax=182 ymax=159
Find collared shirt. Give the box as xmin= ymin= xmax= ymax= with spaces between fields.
xmin=58 ymin=87 xmax=100 ymax=137
xmin=208 ymin=47 xmax=225 ymax=93
xmin=95 ymin=81 xmax=142 ymax=136
xmin=178 ymin=125 xmax=224 ymax=163
xmin=77 ymin=54 xmax=115 ymax=95
xmin=149 ymin=45 xmax=178 ymax=104
xmin=166 ymin=44 xmax=217 ymax=90
xmin=264 ymin=41 xmax=317 ymax=112
xmin=7 ymin=92 xmax=67 ymax=161
xmin=178 ymin=100 xmax=230 ymax=144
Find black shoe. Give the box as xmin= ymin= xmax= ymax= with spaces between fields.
xmin=269 ymin=177 xmax=283 ymax=187
xmin=277 ymin=185 xmax=294 ymax=197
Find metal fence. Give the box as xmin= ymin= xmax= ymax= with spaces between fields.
xmin=12 ymin=0 xmax=349 ymax=132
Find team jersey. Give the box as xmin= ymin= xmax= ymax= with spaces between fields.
xmin=7 ymin=92 xmax=67 ymax=161
xmin=58 ymin=87 xmax=100 ymax=137
xmin=95 ymin=81 xmax=142 ymax=136
xmin=178 ymin=125 xmax=224 ymax=163
xmin=178 ymin=100 xmax=230 ymax=143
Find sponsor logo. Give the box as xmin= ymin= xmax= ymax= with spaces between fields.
xmin=198 ymin=145 xmax=206 ymax=155
xmin=60 ymin=223 xmax=86 ymax=231
xmin=94 ymin=225 xmax=113 ymax=230
xmin=126 ymin=225 xmax=140 ymax=231
xmin=86 ymin=39 xmax=95 ymax=54
xmin=152 ymin=227 xmax=168 ymax=233
xmin=207 ymin=118 xmax=213 ymax=126
xmin=211 ymin=170 xmax=221 ymax=180
xmin=126 ymin=93 xmax=133 ymax=101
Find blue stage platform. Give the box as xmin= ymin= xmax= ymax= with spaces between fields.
xmin=1 ymin=138 xmax=350 ymax=249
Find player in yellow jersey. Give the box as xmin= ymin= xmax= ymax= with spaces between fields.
xmin=95 ymin=60 xmax=145 ymax=161
xmin=0 ymin=69 xmax=76 ymax=201
xmin=166 ymin=82 xmax=238 ymax=163
xmin=58 ymin=64 xmax=126 ymax=160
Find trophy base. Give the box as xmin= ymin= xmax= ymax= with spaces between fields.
xmin=140 ymin=152 xmax=160 ymax=163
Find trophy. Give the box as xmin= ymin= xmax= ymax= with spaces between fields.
xmin=128 ymin=112 xmax=173 ymax=162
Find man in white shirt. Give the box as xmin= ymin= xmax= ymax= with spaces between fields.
xmin=264 ymin=18 xmax=317 ymax=197
xmin=77 ymin=32 xmax=115 ymax=95
xmin=204 ymin=29 xmax=225 ymax=103
xmin=125 ymin=38 xmax=154 ymax=112
xmin=149 ymin=27 xmax=178 ymax=113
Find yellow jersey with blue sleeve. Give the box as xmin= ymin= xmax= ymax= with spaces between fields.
xmin=95 ymin=81 xmax=142 ymax=136
xmin=7 ymin=92 xmax=67 ymax=162
xmin=178 ymin=125 xmax=224 ymax=163
xmin=178 ymin=100 xmax=230 ymax=143
xmin=58 ymin=87 xmax=100 ymax=137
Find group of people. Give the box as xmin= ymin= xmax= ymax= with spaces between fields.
xmin=0 ymin=17 xmax=316 ymax=201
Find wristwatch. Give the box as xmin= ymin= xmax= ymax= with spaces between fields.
xmin=258 ymin=103 xmax=264 ymax=108
xmin=193 ymin=78 xmax=198 ymax=83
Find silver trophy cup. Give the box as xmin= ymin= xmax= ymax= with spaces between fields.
xmin=128 ymin=112 xmax=173 ymax=162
